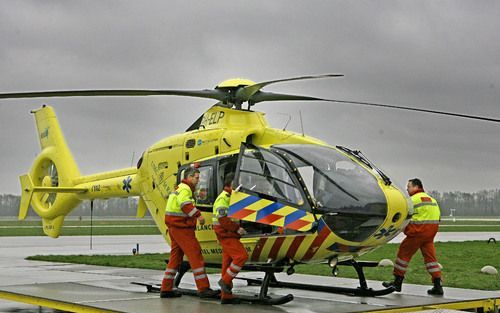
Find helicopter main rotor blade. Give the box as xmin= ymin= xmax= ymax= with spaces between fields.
xmin=237 ymin=74 xmax=343 ymax=103
xmin=254 ymin=92 xmax=500 ymax=123
xmin=0 ymin=74 xmax=343 ymax=103
xmin=323 ymin=98 xmax=500 ymax=123
xmin=2 ymin=76 xmax=497 ymax=123
xmin=249 ymin=91 xmax=325 ymax=103
xmin=0 ymin=89 xmax=229 ymax=101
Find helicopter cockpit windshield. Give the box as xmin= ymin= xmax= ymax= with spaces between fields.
xmin=238 ymin=147 xmax=306 ymax=207
xmin=271 ymin=144 xmax=388 ymax=242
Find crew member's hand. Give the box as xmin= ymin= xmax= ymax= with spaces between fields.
xmin=237 ymin=227 xmax=247 ymax=235
xmin=197 ymin=216 xmax=205 ymax=225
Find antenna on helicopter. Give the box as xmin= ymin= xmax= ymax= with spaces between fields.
xmin=130 ymin=151 xmax=136 ymax=167
xmin=299 ymin=110 xmax=305 ymax=136
xmin=90 ymin=200 xmax=94 ymax=250
xmin=276 ymin=113 xmax=292 ymax=131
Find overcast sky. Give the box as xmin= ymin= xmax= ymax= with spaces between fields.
xmin=0 ymin=1 xmax=499 ymax=195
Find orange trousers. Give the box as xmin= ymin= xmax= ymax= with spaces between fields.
xmin=393 ymin=223 xmax=441 ymax=280
xmin=161 ymin=226 xmax=210 ymax=292
xmin=218 ymin=237 xmax=248 ymax=299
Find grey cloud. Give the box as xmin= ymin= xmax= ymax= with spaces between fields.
xmin=0 ymin=1 xmax=499 ymax=194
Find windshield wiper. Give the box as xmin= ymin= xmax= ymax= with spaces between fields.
xmin=336 ymin=145 xmax=392 ymax=185
xmin=275 ymin=147 xmax=360 ymax=202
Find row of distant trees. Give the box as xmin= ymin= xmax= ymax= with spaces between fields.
xmin=0 ymin=190 xmax=499 ymax=217
xmin=0 ymin=194 xmax=138 ymax=217
xmin=428 ymin=189 xmax=500 ymax=216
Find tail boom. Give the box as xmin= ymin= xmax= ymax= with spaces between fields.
xmin=20 ymin=105 xmax=141 ymax=238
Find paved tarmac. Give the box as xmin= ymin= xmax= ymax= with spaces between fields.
xmin=0 ymin=232 xmax=498 ymax=312
xmin=3 ymin=231 xmax=498 ymax=261
xmin=392 ymin=231 xmax=500 ymax=243
xmin=0 ymin=235 xmax=167 ymax=312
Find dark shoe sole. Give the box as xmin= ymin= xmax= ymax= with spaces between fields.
xmin=160 ymin=291 xmax=182 ymax=298
xmin=427 ymin=290 xmax=444 ymax=296
xmin=382 ymin=282 xmax=401 ymax=292
xmin=221 ymin=298 xmax=241 ymax=304
xmin=198 ymin=289 xmax=220 ymax=298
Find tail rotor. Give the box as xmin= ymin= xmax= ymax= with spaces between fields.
xmin=19 ymin=106 xmax=86 ymax=238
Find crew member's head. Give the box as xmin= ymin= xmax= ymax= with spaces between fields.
xmin=198 ymin=187 xmax=207 ymax=199
xmin=184 ymin=167 xmax=201 ymax=187
xmin=407 ymin=178 xmax=423 ymax=196
xmin=224 ymin=173 xmax=235 ymax=189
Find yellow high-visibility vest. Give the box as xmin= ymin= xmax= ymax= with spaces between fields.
xmin=212 ymin=191 xmax=231 ymax=225
xmin=166 ymin=183 xmax=195 ymax=217
xmin=410 ymin=192 xmax=441 ymax=224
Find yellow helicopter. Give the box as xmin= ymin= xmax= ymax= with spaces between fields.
xmin=2 ymin=74 xmax=499 ymax=304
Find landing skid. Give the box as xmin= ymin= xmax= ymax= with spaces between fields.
xmin=132 ymin=261 xmax=293 ymax=305
xmin=131 ymin=282 xmax=293 ymax=305
xmin=237 ymin=260 xmax=395 ymax=297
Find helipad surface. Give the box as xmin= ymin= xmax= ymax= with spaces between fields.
xmin=0 ymin=234 xmax=498 ymax=313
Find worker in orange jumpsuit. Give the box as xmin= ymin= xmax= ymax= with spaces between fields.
xmin=213 ymin=174 xmax=248 ymax=304
xmin=383 ymin=178 xmax=444 ymax=295
xmin=160 ymin=167 xmax=219 ymax=298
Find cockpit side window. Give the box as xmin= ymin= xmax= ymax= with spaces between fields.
xmin=238 ymin=148 xmax=305 ymax=207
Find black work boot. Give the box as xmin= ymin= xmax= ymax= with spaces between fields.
xmin=218 ymin=279 xmax=232 ymax=294
xmin=160 ymin=290 xmax=182 ymax=298
xmin=382 ymin=275 xmax=404 ymax=292
xmin=221 ymin=298 xmax=241 ymax=305
xmin=427 ymin=278 xmax=444 ymax=296
xmin=198 ymin=288 xmax=220 ymax=298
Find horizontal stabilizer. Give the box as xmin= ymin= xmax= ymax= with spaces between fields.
xmin=19 ymin=174 xmax=88 ymax=221
xmin=32 ymin=186 xmax=88 ymax=193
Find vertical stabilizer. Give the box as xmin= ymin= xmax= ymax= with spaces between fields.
xmin=19 ymin=105 xmax=83 ymax=237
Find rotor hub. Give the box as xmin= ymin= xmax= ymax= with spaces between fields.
xmin=215 ymin=78 xmax=256 ymax=89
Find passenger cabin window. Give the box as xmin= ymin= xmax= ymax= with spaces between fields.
xmin=217 ymin=157 xmax=238 ymax=192
xmin=180 ymin=166 xmax=214 ymax=210
xmin=195 ymin=166 xmax=214 ymax=207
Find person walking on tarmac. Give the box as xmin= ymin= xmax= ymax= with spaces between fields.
xmin=383 ymin=178 xmax=444 ymax=295
xmin=213 ymin=174 xmax=248 ymax=304
xmin=160 ymin=166 xmax=219 ymax=299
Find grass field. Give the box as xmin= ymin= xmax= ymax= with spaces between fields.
xmin=0 ymin=218 xmax=160 ymax=236
xmin=27 ymin=241 xmax=499 ymax=291
xmin=1 ymin=217 xmax=499 ymax=236
xmin=439 ymin=218 xmax=500 ymax=232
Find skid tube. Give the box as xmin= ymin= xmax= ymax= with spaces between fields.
xmin=133 ymin=260 xmax=294 ymax=305
xmin=176 ymin=261 xmax=293 ymax=304
xmin=236 ymin=259 xmax=395 ymax=297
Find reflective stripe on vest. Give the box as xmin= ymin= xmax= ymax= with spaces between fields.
xmin=410 ymin=192 xmax=440 ymax=224
xmin=409 ymin=220 xmax=441 ymax=224
xmin=212 ymin=191 xmax=239 ymax=224
xmin=212 ymin=191 xmax=230 ymax=223
xmin=165 ymin=183 xmax=194 ymax=216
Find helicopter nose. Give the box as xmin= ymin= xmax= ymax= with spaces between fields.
xmin=370 ymin=184 xmax=410 ymax=243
